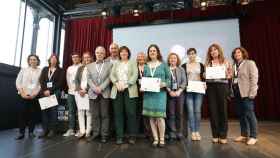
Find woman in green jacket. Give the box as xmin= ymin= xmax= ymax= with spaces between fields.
xmin=110 ymin=46 xmax=139 ymax=145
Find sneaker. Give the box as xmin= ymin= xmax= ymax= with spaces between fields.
xmin=63 ymin=129 xmax=75 ymax=137
xmin=191 ymin=132 xmax=197 ymax=141
xmin=212 ymin=138 xmax=219 ymax=143
xmin=76 ymin=133 xmax=85 ymax=139
xmin=219 ymin=139 xmax=228 ymax=144
xmin=195 ymin=132 xmax=201 ymax=141
xmin=100 ymin=137 xmax=108 ymax=143
xmin=247 ymin=138 xmax=258 ymax=145
xmin=85 ymin=133 xmax=91 ymax=138
xmin=116 ymin=138 xmax=123 ymax=145
xmin=234 ymin=136 xmax=247 ymax=142
xmin=128 ymin=137 xmax=136 ymax=145
xmin=74 ymin=132 xmax=79 ymax=137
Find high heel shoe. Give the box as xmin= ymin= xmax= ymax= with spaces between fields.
xmin=152 ymin=139 xmax=159 ymax=147
xmin=159 ymin=139 xmax=165 ymax=148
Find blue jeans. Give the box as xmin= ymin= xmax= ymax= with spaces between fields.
xmin=233 ymin=85 xmax=258 ymax=138
xmin=67 ymin=94 xmax=77 ymax=130
xmin=186 ymin=92 xmax=204 ymax=133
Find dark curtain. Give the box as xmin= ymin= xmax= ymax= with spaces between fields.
xmin=63 ymin=17 xmax=112 ymax=68
xmin=0 ymin=63 xmax=21 ymax=130
xmin=63 ymin=1 xmax=280 ymax=120
xmin=240 ymin=15 xmax=280 ymax=120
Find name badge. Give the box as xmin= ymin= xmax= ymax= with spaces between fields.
xmin=172 ymin=82 xmax=178 ymax=90
xmin=47 ymin=82 xmax=53 ymax=88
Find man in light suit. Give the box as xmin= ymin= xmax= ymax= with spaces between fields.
xmin=86 ymin=46 xmax=112 ymax=143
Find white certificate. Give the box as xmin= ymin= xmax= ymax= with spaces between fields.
xmin=187 ymin=81 xmax=206 ymax=94
xmin=140 ymin=77 xmax=161 ymax=92
xmin=74 ymin=92 xmax=90 ymax=110
xmin=39 ymin=95 xmax=58 ymax=110
xmin=206 ymin=66 xmax=226 ymax=79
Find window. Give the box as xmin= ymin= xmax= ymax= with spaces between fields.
xmin=18 ymin=5 xmax=34 ymax=67
xmin=59 ymin=28 xmax=65 ymax=67
xmin=0 ymin=1 xmax=21 ymax=65
xmin=0 ymin=0 xmax=60 ymax=68
xmin=36 ymin=18 xmax=55 ymax=67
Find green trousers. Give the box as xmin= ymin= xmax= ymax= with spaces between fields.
xmin=112 ymin=89 xmax=138 ymax=139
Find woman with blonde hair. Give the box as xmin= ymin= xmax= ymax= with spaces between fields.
xmin=205 ymin=44 xmax=232 ymax=144
xmin=166 ymin=52 xmax=187 ymax=141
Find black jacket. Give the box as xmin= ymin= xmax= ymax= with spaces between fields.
xmin=39 ymin=66 xmax=65 ymax=95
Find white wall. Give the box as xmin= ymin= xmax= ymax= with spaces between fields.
xmin=113 ymin=18 xmax=241 ymax=63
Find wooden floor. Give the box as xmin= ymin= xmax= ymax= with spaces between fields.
xmin=0 ymin=121 xmax=279 ymax=158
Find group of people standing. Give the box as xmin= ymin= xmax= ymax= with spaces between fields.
xmin=15 ymin=42 xmax=259 ymax=147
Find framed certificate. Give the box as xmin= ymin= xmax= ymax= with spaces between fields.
xmin=140 ymin=77 xmax=161 ymax=92
xmin=206 ymin=66 xmax=226 ymax=79
xmin=39 ymin=95 xmax=58 ymax=110
xmin=187 ymin=81 xmax=206 ymax=94
xmin=74 ymin=92 xmax=90 ymax=110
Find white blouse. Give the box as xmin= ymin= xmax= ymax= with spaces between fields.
xmin=67 ymin=64 xmax=82 ymax=95
xmin=117 ymin=62 xmax=129 ymax=88
xmin=16 ymin=67 xmax=41 ymax=95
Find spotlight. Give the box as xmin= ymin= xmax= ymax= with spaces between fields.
xmin=101 ymin=9 xmax=107 ymax=17
xmin=200 ymin=0 xmax=208 ymax=10
xmin=201 ymin=1 xmax=207 ymax=7
xmin=133 ymin=9 xmax=140 ymax=16
xmin=240 ymin=0 xmax=249 ymax=5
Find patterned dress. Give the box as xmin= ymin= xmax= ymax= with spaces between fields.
xmin=142 ymin=62 xmax=171 ymax=118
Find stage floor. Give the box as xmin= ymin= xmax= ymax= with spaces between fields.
xmin=0 ymin=121 xmax=279 ymax=158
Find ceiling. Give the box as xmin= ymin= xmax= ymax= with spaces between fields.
xmin=40 ymin=0 xmax=259 ymax=19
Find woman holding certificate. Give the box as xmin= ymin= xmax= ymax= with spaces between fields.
xmin=142 ymin=44 xmax=171 ymax=147
xmin=15 ymin=55 xmax=41 ymax=140
xmin=181 ymin=48 xmax=205 ymax=141
xmin=231 ymin=47 xmax=259 ymax=145
xmin=110 ymin=46 xmax=139 ymax=145
xmin=39 ymin=54 xmax=65 ymax=138
xmin=205 ymin=44 xmax=232 ymax=144
xmin=166 ymin=52 xmax=187 ymax=141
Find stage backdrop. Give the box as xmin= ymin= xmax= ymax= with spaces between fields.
xmin=63 ymin=1 xmax=280 ymax=120
xmin=112 ymin=18 xmax=241 ymax=62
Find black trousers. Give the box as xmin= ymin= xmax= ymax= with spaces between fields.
xmin=206 ymin=83 xmax=229 ymax=139
xmin=18 ymin=97 xmax=39 ymax=134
